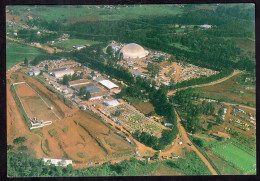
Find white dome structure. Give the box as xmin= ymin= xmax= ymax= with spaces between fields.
xmin=120 ymin=43 xmax=149 ymax=59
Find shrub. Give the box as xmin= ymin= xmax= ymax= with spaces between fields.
xmin=7 ymin=145 xmax=14 ymax=151
xmin=18 ymin=145 xmax=28 ymax=151
xmin=13 ymin=137 xmax=27 ymax=145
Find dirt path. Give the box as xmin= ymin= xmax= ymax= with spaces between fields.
xmin=6 ymin=35 xmax=24 ymax=43
xmin=168 ymin=70 xmax=241 ymax=96
xmin=222 ymin=102 xmax=255 ymax=111
xmin=160 ymin=62 xmax=180 ymax=81
xmin=174 ymin=110 xmax=218 ymax=175
xmin=7 ymin=36 xmax=62 ymax=54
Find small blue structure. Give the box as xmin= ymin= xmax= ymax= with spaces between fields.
xmin=133 ymin=72 xmax=143 ymax=76
xmin=86 ymin=85 xmax=102 ymax=93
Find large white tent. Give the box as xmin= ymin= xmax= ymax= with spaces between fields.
xmin=120 ymin=43 xmax=149 ymax=59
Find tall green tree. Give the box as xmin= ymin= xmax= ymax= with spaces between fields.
xmin=79 ymin=87 xmax=87 ymax=96
xmin=106 ymin=46 xmax=113 ymax=57
xmin=24 ymin=57 xmax=28 ymax=67
xmin=44 ymin=64 xmax=48 ymax=71
xmin=62 ymin=74 xmax=70 ymax=85
xmin=83 ymin=91 xmax=91 ymax=101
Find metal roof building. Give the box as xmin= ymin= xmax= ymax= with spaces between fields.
xmin=104 ymin=100 xmax=120 ymax=107
xmin=86 ymin=85 xmax=102 ymax=93
xmin=53 ymin=69 xmax=74 ymax=78
xmin=133 ymin=72 xmax=143 ymax=76
xmin=99 ymin=80 xmax=119 ymax=90
xmin=69 ymin=79 xmax=89 ymax=87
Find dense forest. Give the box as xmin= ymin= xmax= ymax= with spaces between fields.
xmin=169 ymin=88 xmax=223 ymax=133
xmin=25 ymin=4 xmax=255 ymax=72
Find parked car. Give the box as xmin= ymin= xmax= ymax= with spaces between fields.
xmin=187 ymin=142 xmax=192 ymax=146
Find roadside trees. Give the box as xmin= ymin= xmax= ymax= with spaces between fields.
xmin=24 ymin=57 xmax=28 ymax=67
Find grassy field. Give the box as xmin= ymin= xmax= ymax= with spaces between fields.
xmin=170 ymin=43 xmax=192 ymax=52
xmin=6 ymin=40 xmax=42 ymax=69
xmin=206 ymin=150 xmax=241 ymax=175
xmin=233 ymin=38 xmax=255 ymax=53
xmin=125 ymin=97 xmax=154 ymax=115
xmin=212 ymin=143 xmax=256 ymax=173
xmin=8 ymin=5 xmax=183 ymax=23
xmin=195 ymin=73 xmax=256 ymax=107
xmin=164 ymin=152 xmax=212 ymax=175
xmin=52 ymin=39 xmax=102 ymax=50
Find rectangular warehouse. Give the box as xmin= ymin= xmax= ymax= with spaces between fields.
xmin=99 ymin=79 xmax=119 ymax=90
xmin=52 ymin=69 xmax=74 ymax=78
xmin=69 ymin=79 xmax=89 ymax=87
xmin=104 ymin=100 xmax=120 ymax=107
xmin=86 ymin=85 xmax=102 ymax=93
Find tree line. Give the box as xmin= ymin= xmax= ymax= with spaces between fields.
xmin=169 ymin=88 xmax=225 ymax=133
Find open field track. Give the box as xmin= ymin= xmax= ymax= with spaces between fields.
xmin=7 ymin=72 xmax=136 ymax=165
xmin=14 ymin=82 xmax=59 ymax=121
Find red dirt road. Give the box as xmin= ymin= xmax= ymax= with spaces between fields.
xmin=174 ymin=110 xmax=218 ymax=175
xmin=168 ymin=70 xmax=241 ymax=96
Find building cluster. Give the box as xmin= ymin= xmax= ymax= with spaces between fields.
xmin=37 ymin=59 xmax=81 ymax=71
xmin=178 ymin=62 xmax=219 ymax=82
xmin=230 ymin=108 xmax=256 ymax=132
xmin=102 ymin=103 xmax=163 ymax=136
xmin=29 ymin=59 xmax=123 ymax=108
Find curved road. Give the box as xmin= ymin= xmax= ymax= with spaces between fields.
xmin=168 ymin=70 xmax=241 ymax=96
xmin=174 ymin=110 xmax=218 ymax=175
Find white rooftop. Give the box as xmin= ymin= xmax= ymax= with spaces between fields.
xmin=99 ymin=79 xmax=119 ymax=89
xmin=42 ymin=158 xmax=72 ymax=166
xmin=104 ymin=100 xmax=120 ymax=107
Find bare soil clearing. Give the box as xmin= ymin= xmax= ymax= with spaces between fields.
xmin=7 ymin=71 xmax=136 ymax=164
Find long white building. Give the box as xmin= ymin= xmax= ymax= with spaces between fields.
xmin=42 ymin=158 xmax=72 ymax=167
xmin=52 ymin=69 xmax=74 ymax=78
xmin=99 ymin=79 xmax=119 ymax=90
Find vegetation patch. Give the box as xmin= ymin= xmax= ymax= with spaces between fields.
xmin=48 ymin=129 xmax=58 ymax=139
xmin=77 ymin=152 xmax=87 ymax=158
xmin=62 ymin=127 xmax=69 ymax=133
xmin=195 ymin=73 xmax=256 ymax=107
xmin=53 ymin=38 xmax=102 ymax=50
xmin=6 ymin=40 xmax=42 ymax=69
xmin=212 ymin=142 xmax=256 ymax=173
xmin=164 ymin=152 xmax=211 ymax=175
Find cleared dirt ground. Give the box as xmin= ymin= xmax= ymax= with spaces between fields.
xmin=6 ymin=13 xmax=22 ymax=23
xmin=14 ymin=83 xmax=59 ymax=121
xmin=7 ymin=71 xmax=136 ymax=164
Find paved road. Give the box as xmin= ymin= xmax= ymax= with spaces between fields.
xmin=174 ymin=110 xmax=218 ymax=175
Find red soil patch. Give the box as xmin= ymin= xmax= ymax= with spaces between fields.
xmin=6 ymin=13 xmax=22 ymax=23
xmin=7 ymin=71 xmax=136 ymax=163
